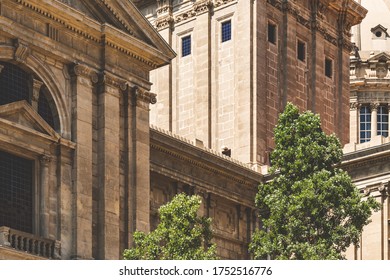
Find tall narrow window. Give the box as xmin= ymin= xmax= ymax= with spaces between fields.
xmin=377 ymin=105 xmax=389 ymax=137
xmin=182 ymin=35 xmax=191 ymax=57
xmin=268 ymin=23 xmax=276 ymax=44
xmin=325 ymin=58 xmax=333 ymax=78
xmin=297 ymin=40 xmax=306 ymax=62
xmin=360 ymin=105 xmax=371 ymax=143
xmin=0 ymin=150 xmax=33 ymax=233
xmin=221 ymin=20 xmax=232 ymax=42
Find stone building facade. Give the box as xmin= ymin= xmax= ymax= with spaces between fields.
xmin=0 ymin=0 xmax=176 ymax=260
xmin=136 ymin=0 xmax=366 ymax=170
xmin=342 ymin=0 xmax=390 ymax=260
xmin=0 ymin=0 xmax=376 ymax=261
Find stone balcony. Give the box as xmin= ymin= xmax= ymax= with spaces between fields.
xmin=0 ymin=226 xmax=61 ymax=260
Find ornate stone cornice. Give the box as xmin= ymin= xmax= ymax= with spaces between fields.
xmin=214 ymin=0 xmax=235 ymax=8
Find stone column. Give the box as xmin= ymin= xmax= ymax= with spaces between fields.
xmin=128 ymin=86 xmax=156 ymax=245
xmin=39 ymin=155 xmax=51 ymax=238
xmin=349 ymin=102 xmax=359 ymax=144
xmin=371 ymin=103 xmax=379 ymax=138
xmin=97 ymin=73 xmax=124 ymax=260
xmin=69 ymin=64 xmax=98 ymax=259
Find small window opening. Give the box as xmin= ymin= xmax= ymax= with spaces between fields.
xmin=182 ymin=35 xmax=191 ymax=57
xmin=221 ymin=20 xmax=232 ymax=42
xmin=297 ymin=40 xmax=306 ymax=62
xmin=325 ymin=58 xmax=333 ymax=78
xmin=268 ymin=23 xmax=276 ymax=44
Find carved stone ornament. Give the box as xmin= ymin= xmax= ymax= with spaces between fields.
xmin=102 ymin=73 xmax=127 ymax=91
xmin=370 ymin=102 xmax=380 ymax=111
xmin=32 ymin=79 xmax=44 ymax=103
xmin=155 ymin=15 xmax=174 ymax=31
xmin=194 ymin=0 xmax=213 ymax=15
xmin=14 ymin=40 xmax=30 ymax=63
xmin=40 ymin=154 xmax=52 ymax=166
xmin=133 ymin=86 xmax=157 ymax=106
xmin=349 ymin=102 xmax=359 ymax=110
xmin=215 ymin=0 xmax=235 ymax=8
xmin=71 ymin=64 xmax=99 ymax=83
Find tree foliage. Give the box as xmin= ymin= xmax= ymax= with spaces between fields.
xmin=249 ymin=103 xmax=380 ymax=260
xmin=123 ymin=193 xmax=217 ymax=260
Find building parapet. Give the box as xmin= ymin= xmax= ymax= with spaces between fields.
xmin=0 ymin=227 xmax=61 ymax=259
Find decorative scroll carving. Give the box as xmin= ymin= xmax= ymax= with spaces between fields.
xmin=102 ymin=73 xmax=127 ymax=91
xmin=349 ymin=102 xmax=359 ymax=110
xmin=70 ymin=64 xmax=99 ymax=83
xmin=14 ymin=40 xmax=30 ymax=63
xmin=133 ymin=86 xmax=157 ymax=108
xmin=370 ymin=102 xmax=380 ymax=111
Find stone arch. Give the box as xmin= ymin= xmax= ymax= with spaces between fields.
xmin=0 ymin=45 xmax=71 ymax=138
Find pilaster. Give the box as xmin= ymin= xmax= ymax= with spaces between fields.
xmin=97 ymin=72 xmax=124 ymax=260
xmin=69 ymin=63 xmax=97 ymax=259
xmin=128 ymin=86 xmax=155 ymax=245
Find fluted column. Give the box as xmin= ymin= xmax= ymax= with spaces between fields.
xmin=39 ymin=155 xmax=51 ymax=238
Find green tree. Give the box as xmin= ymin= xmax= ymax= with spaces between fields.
xmin=123 ymin=193 xmax=217 ymax=260
xmin=249 ymin=103 xmax=380 ymax=260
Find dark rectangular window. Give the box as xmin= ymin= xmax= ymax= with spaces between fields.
xmin=221 ymin=20 xmax=232 ymax=42
xmin=0 ymin=150 xmax=33 ymax=233
xmin=325 ymin=58 xmax=333 ymax=78
xmin=182 ymin=35 xmax=191 ymax=57
xmin=297 ymin=40 xmax=306 ymax=62
xmin=268 ymin=23 xmax=276 ymax=44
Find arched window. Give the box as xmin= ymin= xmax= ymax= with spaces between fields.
xmin=0 ymin=62 xmax=58 ymax=130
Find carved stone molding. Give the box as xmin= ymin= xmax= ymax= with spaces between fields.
xmin=349 ymin=102 xmax=359 ymax=110
xmin=39 ymin=154 xmax=52 ymax=167
xmin=194 ymin=0 xmax=213 ymax=15
xmin=214 ymin=0 xmax=235 ymax=8
xmin=155 ymin=15 xmax=174 ymax=31
xmin=370 ymin=102 xmax=380 ymax=111
xmin=101 ymin=73 xmax=127 ymax=91
xmin=133 ymin=86 xmax=157 ymax=108
xmin=70 ymin=64 xmax=99 ymax=83
xmin=14 ymin=40 xmax=30 ymax=63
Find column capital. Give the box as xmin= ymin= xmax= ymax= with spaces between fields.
xmin=70 ymin=64 xmax=99 ymax=83
xmin=350 ymin=102 xmax=359 ymax=110
xmin=370 ymin=102 xmax=380 ymax=111
xmin=32 ymin=79 xmax=44 ymax=103
xmin=39 ymin=154 xmax=52 ymax=166
xmin=132 ymin=86 xmax=157 ymax=108
xmin=101 ymin=72 xmax=127 ymax=91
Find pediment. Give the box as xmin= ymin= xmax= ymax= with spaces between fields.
xmin=0 ymin=101 xmax=60 ymax=141
xmin=367 ymin=52 xmax=390 ymax=62
xmin=56 ymin=0 xmax=175 ymax=59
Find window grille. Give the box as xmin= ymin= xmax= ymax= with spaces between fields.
xmin=38 ymin=90 xmax=55 ymax=129
xmin=360 ymin=105 xmax=371 ymax=143
xmin=0 ymin=150 xmax=33 ymax=233
xmin=377 ymin=105 xmax=389 ymax=137
xmin=221 ymin=20 xmax=232 ymax=42
xmin=0 ymin=63 xmax=29 ymax=106
xmin=182 ymin=35 xmax=191 ymax=57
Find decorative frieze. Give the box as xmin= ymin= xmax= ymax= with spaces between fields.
xmin=194 ymin=0 xmax=213 ymax=15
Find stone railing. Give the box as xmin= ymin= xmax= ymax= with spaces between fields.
xmin=0 ymin=226 xmax=61 ymax=259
